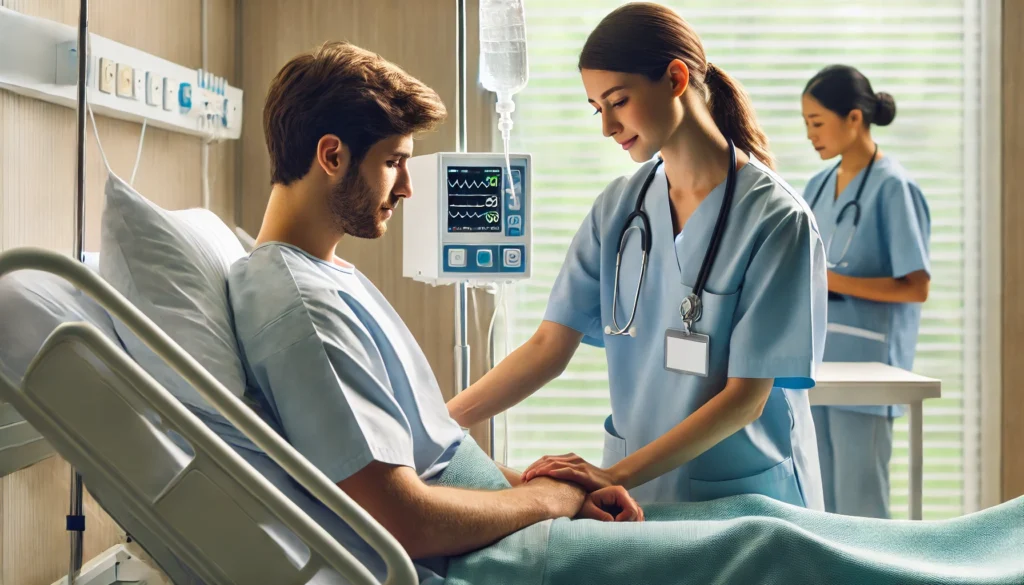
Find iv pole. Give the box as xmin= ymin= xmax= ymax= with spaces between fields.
xmin=454 ymin=0 xmax=471 ymax=397
xmin=454 ymin=0 xmax=499 ymax=457
xmin=68 ymin=0 xmax=89 ymax=582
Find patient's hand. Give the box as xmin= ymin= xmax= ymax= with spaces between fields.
xmin=522 ymin=453 xmax=615 ymax=492
xmin=576 ymin=486 xmax=644 ymax=522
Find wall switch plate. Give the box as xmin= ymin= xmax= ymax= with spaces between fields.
xmin=98 ymin=58 xmax=115 ymax=94
xmin=116 ymin=63 xmax=133 ymax=97
xmin=132 ymin=69 xmax=145 ymax=101
xmin=145 ymin=72 xmax=161 ymax=106
xmin=162 ymin=77 xmax=175 ymax=111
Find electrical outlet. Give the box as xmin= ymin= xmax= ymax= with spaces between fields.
xmin=145 ymin=72 xmax=162 ymax=106
xmin=133 ymin=70 xmax=145 ymax=101
xmin=162 ymin=78 xmax=175 ymax=111
xmin=116 ymin=63 xmax=133 ymax=98
xmin=98 ymin=58 xmax=115 ymax=94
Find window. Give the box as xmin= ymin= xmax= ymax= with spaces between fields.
xmin=499 ymin=0 xmax=982 ymax=519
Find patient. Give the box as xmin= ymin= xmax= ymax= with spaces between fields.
xmin=228 ymin=41 xmax=638 ymax=582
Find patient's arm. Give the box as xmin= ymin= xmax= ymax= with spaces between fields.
xmin=339 ymin=460 xmax=585 ymax=559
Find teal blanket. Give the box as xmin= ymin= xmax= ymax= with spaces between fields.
xmin=437 ymin=438 xmax=1024 ymax=585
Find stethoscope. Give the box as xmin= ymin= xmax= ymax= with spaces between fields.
xmin=808 ymin=143 xmax=879 ymax=268
xmin=605 ymin=138 xmax=738 ymax=337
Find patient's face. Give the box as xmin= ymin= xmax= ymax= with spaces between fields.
xmin=328 ymin=134 xmax=414 ymax=239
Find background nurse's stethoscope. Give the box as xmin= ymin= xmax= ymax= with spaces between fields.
xmin=605 ymin=139 xmax=738 ymax=337
xmin=808 ymin=143 xmax=879 ymax=268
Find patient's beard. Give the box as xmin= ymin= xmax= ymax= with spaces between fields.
xmin=327 ymin=164 xmax=390 ymax=239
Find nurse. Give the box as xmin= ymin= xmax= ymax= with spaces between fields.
xmin=448 ymin=3 xmax=828 ymax=509
xmin=800 ymin=65 xmax=931 ymax=519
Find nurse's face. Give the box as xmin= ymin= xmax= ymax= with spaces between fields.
xmin=582 ymin=67 xmax=682 ymax=163
xmin=327 ymin=134 xmax=413 ymax=239
xmin=801 ymin=94 xmax=862 ymax=160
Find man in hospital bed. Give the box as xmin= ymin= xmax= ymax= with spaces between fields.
xmin=224 ymin=41 xmax=1023 ymax=585
xmin=224 ymin=41 xmax=636 ymax=583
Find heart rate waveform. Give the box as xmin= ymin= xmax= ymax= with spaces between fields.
xmin=448 ymin=177 xmax=499 ymax=190
xmin=449 ymin=210 xmax=500 ymax=223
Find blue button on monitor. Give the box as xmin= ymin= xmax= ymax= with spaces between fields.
xmin=476 ymin=249 xmax=493 ymax=268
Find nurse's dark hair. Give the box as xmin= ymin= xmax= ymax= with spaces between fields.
xmin=578 ymin=2 xmax=774 ymax=169
xmin=803 ymin=65 xmax=896 ymax=127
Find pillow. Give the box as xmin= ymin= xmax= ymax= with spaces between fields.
xmin=99 ymin=172 xmax=247 ymax=412
xmin=0 ymin=269 xmax=120 ymax=381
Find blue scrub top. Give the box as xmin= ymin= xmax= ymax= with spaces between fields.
xmin=803 ymin=157 xmax=931 ymax=418
xmin=226 ymin=242 xmax=463 ymax=583
xmin=544 ymin=157 xmax=828 ymax=509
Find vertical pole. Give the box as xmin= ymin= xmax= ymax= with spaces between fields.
xmin=68 ymin=1 xmax=89 ymax=583
xmin=454 ymin=0 xmax=472 ymax=396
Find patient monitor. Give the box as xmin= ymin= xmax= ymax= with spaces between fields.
xmin=403 ymin=152 xmax=532 ymax=285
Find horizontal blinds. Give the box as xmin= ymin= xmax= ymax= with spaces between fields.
xmin=499 ymin=0 xmax=978 ymax=519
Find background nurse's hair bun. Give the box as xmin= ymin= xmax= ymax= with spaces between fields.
xmin=873 ymin=92 xmax=897 ymax=126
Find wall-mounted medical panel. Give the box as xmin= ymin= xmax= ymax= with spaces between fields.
xmin=0 ymin=7 xmax=242 ymax=140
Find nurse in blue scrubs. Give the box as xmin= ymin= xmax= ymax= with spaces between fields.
xmin=448 ymin=3 xmax=828 ymax=509
xmin=800 ymin=65 xmax=931 ymax=518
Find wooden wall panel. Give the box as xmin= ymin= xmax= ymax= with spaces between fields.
xmin=0 ymin=458 xmax=123 ymax=585
xmin=1002 ymin=0 xmax=1024 ymax=503
xmin=207 ymin=0 xmax=239 ymax=224
xmin=239 ymin=0 xmax=496 ymax=441
xmin=0 ymin=2 xmax=239 ymax=584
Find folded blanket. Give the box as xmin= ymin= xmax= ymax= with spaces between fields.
xmin=438 ymin=437 xmax=1024 ymax=585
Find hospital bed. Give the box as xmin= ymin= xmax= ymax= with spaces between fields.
xmin=0 ymin=247 xmax=418 ymax=585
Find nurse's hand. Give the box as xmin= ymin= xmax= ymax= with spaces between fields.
xmin=522 ymin=453 xmax=616 ymax=492
xmin=576 ymin=485 xmax=644 ymax=522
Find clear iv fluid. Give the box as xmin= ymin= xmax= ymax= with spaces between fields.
xmin=479 ymin=0 xmax=528 ymax=99
xmin=479 ymin=0 xmax=528 ymax=208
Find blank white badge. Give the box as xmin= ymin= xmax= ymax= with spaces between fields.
xmin=664 ymin=329 xmax=710 ymax=376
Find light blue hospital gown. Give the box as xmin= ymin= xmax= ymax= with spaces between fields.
xmin=802 ymin=156 xmax=931 ymax=518
xmin=544 ymin=157 xmax=828 ymax=509
xmin=220 ymin=242 xmax=463 ymax=584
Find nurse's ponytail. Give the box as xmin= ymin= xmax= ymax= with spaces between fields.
xmin=703 ymin=64 xmax=774 ymax=170
xmin=579 ymin=2 xmax=775 ymax=169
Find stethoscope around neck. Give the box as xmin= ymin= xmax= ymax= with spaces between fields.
xmin=808 ymin=143 xmax=879 ymax=268
xmin=605 ymin=138 xmax=738 ymax=337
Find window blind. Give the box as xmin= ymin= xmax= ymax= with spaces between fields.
xmin=497 ymin=0 xmax=981 ymax=519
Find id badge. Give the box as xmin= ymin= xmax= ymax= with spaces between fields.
xmin=664 ymin=329 xmax=710 ymax=376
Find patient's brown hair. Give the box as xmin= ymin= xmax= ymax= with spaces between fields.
xmin=263 ymin=41 xmax=447 ymax=185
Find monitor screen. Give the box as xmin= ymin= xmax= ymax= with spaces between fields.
xmin=447 ymin=166 xmax=502 ymax=233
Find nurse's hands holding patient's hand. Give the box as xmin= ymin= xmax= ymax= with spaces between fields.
xmin=576 ymin=486 xmax=645 ymax=522
xmin=522 ymin=453 xmax=618 ymax=493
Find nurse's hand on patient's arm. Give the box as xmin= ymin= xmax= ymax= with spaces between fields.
xmin=338 ymin=460 xmax=585 ymax=559
xmin=827 ymin=269 xmax=930 ymax=304
xmin=521 ymin=454 xmax=616 ymax=492
xmin=576 ymin=486 xmax=644 ymax=522
xmin=447 ymin=321 xmax=583 ymax=428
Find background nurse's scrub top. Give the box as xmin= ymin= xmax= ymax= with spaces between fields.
xmin=803 ymin=156 xmax=931 ymax=418
xmin=544 ymin=157 xmax=829 ymax=509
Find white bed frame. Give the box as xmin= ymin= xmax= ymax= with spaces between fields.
xmin=0 ymin=247 xmax=418 ymax=585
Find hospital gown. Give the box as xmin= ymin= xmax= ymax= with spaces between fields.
xmin=223 ymin=242 xmax=464 ymax=583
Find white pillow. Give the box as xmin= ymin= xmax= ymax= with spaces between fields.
xmin=99 ymin=173 xmax=247 ymax=412
xmin=0 ymin=269 xmax=120 ymax=381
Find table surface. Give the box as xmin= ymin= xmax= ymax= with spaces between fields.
xmin=809 ymin=362 xmax=941 ymax=406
